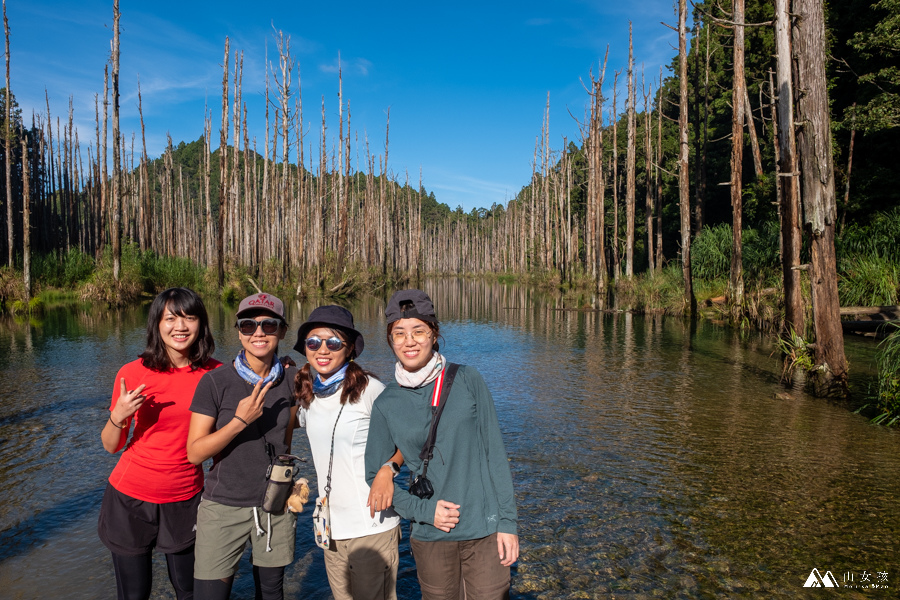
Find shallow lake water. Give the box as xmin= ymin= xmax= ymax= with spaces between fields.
xmin=0 ymin=279 xmax=897 ymax=598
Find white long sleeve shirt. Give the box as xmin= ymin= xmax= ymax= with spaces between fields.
xmin=299 ymin=377 xmax=400 ymax=540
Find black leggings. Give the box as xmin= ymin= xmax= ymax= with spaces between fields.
xmin=110 ymin=547 xmax=194 ymax=600
xmin=194 ymin=566 xmax=285 ymax=600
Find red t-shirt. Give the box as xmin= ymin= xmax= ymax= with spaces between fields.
xmin=108 ymin=358 xmax=222 ymax=503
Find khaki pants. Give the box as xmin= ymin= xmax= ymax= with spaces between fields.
xmin=323 ymin=525 xmax=400 ymax=600
xmin=410 ymin=533 xmax=510 ymax=600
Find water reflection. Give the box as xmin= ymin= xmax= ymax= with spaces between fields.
xmin=0 ymin=280 xmax=898 ymax=599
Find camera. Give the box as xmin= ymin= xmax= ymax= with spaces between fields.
xmin=408 ymin=474 xmax=434 ymax=499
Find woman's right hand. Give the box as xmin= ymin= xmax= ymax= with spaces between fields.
xmin=433 ymin=500 xmax=460 ymax=532
xmin=110 ymin=378 xmax=146 ymax=426
xmin=234 ymin=380 xmax=273 ymax=425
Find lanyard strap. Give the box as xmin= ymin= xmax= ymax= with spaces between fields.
xmin=324 ymin=403 xmax=345 ymax=497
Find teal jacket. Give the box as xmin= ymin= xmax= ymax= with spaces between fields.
xmin=364 ymin=365 xmax=518 ymax=542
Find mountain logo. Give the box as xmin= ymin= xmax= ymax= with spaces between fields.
xmin=804 ymin=568 xmax=840 ymax=588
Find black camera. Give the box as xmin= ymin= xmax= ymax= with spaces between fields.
xmin=408 ymin=474 xmax=434 ymax=499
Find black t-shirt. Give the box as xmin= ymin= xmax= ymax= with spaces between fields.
xmin=190 ymin=363 xmax=298 ymax=507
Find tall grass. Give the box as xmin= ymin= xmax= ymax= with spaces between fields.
xmin=838 ymin=255 xmax=899 ymax=306
xmin=839 ymin=206 xmax=900 ymax=264
xmin=31 ymin=248 xmax=95 ymax=288
xmin=837 ymin=208 xmax=900 ymax=307
xmin=860 ymin=324 xmax=900 ymax=426
xmin=691 ymin=223 xmax=781 ymax=283
xmin=139 ymin=251 xmax=209 ymax=293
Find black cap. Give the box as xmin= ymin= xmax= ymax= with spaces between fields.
xmin=294 ymin=305 xmax=364 ymax=358
xmin=385 ymin=289 xmax=437 ymax=325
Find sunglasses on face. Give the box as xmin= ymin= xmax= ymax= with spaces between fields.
xmin=236 ymin=318 xmax=282 ymax=336
xmin=304 ymin=336 xmax=346 ymax=352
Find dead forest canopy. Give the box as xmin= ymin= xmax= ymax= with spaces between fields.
xmin=0 ymin=0 xmax=898 ymax=309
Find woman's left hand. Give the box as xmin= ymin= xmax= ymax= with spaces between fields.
xmin=367 ymin=466 xmax=395 ymax=518
xmin=497 ymin=532 xmax=519 ymax=566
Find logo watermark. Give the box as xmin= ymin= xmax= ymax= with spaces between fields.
xmin=803 ymin=568 xmax=890 ymax=590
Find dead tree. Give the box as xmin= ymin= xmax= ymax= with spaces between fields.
xmin=217 ymin=37 xmax=229 ymax=287
xmin=111 ymin=0 xmax=121 ymax=281
xmin=794 ymin=0 xmax=848 ymax=393
xmin=21 ymin=136 xmax=29 ymax=299
xmin=4 ymin=0 xmax=11 ymax=266
xmin=729 ymin=0 xmax=746 ymax=305
xmin=643 ymin=73 xmax=655 ymax=272
xmin=625 ymin=23 xmax=636 ymax=279
xmin=774 ymin=0 xmax=805 ymax=336
xmin=678 ymin=0 xmax=696 ymax=314
xmin=611 ymin=72 xmax=620 ymax=283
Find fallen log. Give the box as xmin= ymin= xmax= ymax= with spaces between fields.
xmin=839 ymin=305 xmax=900 ymax=317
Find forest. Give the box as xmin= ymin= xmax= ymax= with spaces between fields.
xmin=0 ymin=0 xmax=898 ymax=416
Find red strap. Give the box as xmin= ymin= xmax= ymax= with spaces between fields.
xmin=430 ymin=368 xmax=445 ymax=408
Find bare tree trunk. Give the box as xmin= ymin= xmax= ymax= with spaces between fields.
xmin=611 ymin=73 xmax=620 ymax=283
xmin=643 ymin=75 xmax=655 ymax=272
xmin=111 ymin=0 xmax=121 ymax=281
xmin=729 ymin=0 xmax=745 ymax=305
xmin=591 ymin=50 xmax=608 ymax=294
xmin=217 ymin=37 xmax=229 ymax=287
xmin=625 ymin=23 xmax=636 ymax=279
xmin=138 ymin=78 xmax=150 ymax=251
xmin=794 ymin=0 xmax=848 ymax=393
xmin=744 ymin=84 xmax=764 ymax=178
xmin=656 ymin=66 xmax=664 ymax=269
xmin=841 ymin=104 xmax=856 ymax=232
xmin=697 ymin=22 xmax=711 ymax=234
xmin=678 ymin=0 xmax=696 ymax=314
xmin=4 ymin=0 xmax=12 ymax=266
xmin=774 ymin=0 xmax=805 ymax=336
xmin=21 ymin=137 xmax=29 ymax=299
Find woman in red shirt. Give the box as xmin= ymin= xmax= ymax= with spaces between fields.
xmin=98 ymin=287 xmax=220 ymax=600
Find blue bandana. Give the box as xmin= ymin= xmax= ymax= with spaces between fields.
xmin=312 ymin=363 xmax=349 ymax=398
xmin=234 ymin=350 xmax=285 ymax=387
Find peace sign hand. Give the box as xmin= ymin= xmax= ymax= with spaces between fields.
xmin=111 ymin=378 xmax=147 ymax=426
xmin=234 ymin=380 xmax=273 ymax=426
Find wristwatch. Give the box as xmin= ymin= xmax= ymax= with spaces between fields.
xmin=382 ymin=461 xmax=401 ymax=476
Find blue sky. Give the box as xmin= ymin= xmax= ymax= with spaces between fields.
xmin=9 ymin=0 xmax=683 ymax=212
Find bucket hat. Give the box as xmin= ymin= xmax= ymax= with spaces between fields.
xmin=385 ymin=289 xmax=437 ymax=325
xmin=235 ymin=292 xmax=286 ymax=321
xmin=294 ymin=305 xmax=365 ymax=358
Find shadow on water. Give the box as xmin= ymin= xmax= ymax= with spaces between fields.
xmin=0 ymin=489 xmax=103 ymax=562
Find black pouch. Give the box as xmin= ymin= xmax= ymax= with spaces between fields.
xmin=408 ymin=473 xmax=435 ymax=499
xmin=262 ymin=454 xmax=299 ymax=514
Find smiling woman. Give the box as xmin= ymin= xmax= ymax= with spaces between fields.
xmin=97 ymin=287 xmax=220 ymax=600
xmin=364 ymin=289 xmax=519 ymax=600
xmin=293 ymin=305 xmax=402 ymax=600
xmin=186 ymin=292 xmax=299 ymax=600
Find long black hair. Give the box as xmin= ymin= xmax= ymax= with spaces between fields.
xmin=139 ymin=287 xmax=215 ymax=372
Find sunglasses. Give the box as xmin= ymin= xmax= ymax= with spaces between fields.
xmin=236 ymin=318 xmax=283 ymax=335
xmin=304 ymin=336 xmax=346 ymax=352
